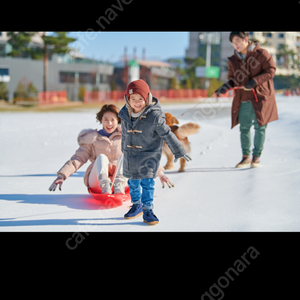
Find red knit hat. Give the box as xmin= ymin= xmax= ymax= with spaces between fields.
xmin=126 ymin=79 xmax=150 ymax=101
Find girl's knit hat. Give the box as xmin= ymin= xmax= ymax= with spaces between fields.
xmin=124 ymin=79 xmax=154 ymax=116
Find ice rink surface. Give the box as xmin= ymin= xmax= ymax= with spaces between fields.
xmin=1 ymin=96 xmax=300 ymax=232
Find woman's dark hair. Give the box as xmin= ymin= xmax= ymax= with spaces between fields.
xmin=229 ymin=31 xmax=249 ymax=42
xmin=96 ymin=104 xmax=121 ymax=124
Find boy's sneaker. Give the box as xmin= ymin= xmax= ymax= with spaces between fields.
xmin=251 ymin=156 xmax=261 ymax=168
xmin=124 ymin=203 xmax=143 ymax=219
xmin=235 ymin=155 xmax=251 ymax=169
xmin=143 ymin=208 xmax=159 ymax=225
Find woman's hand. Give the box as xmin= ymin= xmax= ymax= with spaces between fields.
xmin=49 ymin=174 xmax=65 ymax=192
xmin=158 ymin=171 xmax=175 ymax=189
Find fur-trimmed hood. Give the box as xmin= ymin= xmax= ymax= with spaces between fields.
xmin=119 ymin=97 xmax=161 ymax=127
xmin=124 ymin=90 xmax=156 ymax=117
xmin=231 ymin=41 xmax=258 ymax=61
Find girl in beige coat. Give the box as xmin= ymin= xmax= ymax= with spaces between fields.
xmin=49 ymin=104 xmax=173 ymax=195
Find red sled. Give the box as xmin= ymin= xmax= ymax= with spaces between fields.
xmin=88 ymin=185 xmax=131 ymax=209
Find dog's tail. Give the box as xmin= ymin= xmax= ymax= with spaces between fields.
xmin=177 ymin=123 xmax=200 ymax=138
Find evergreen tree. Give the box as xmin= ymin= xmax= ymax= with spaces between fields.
xmin=170 ymin=77 xmax=179 ymax=89
xmin=7 ymin=32 xmax=76 ymax=92
xmin=0 ymin=82 xmax=8 ymax=100
xmin=277 ymin=44 xmax=298 ymax=88
xmin=78 ymin=85 xmax=86 ymax=101
xmin=40 ymin=32 xmax=76 ymax=92
xmin=15 ymin=81 xmax=27 ymax=99
xmin=183 ymin=57 xmax=206 ymax=89
xmin=27 ymin=82 xmax=38 ymax=98
xmin=6 ymin=32 xmax=34 ymax=58
xmin=185 ymin=78 xmax=192 ymax=89
xmin=110 ymin=80 xmax=117 ymax=91
xmin=14 ymin=80 xmax=38 ymax=100
xmin=208 ymin=78 xmax=224 ymax=97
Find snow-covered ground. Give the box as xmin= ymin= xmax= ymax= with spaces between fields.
xmin=1 ymin=96 xmax=300 ymax=232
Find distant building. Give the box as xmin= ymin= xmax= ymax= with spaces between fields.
xmin=112 ymin=59 xmax=176 ymax=91
xmin=186 ymin=32 xmax=232 ymax=81
xmin=0 ymin=32 xmax=113 ymax=101
xmin=186 ymin=31 xmax=300 ymax=80
xmin=249 ymin=31 xmax=300 ymax=76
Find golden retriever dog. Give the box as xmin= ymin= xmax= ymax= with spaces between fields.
xmin=163 ymin=112 xmax=200 ymax=172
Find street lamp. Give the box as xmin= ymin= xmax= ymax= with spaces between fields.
xmin=199 ymin=32 xmax=221 ymax=88
xmin=199 ymin=33 xmax=212 ymax=88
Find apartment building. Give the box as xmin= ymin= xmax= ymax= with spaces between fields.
xmin=249 ymin=31 xmax=300 ymax=75
xmin=186 ymin=31 xmax=300 ymax=80
xmin=249 ymin=32 xmax=300 ymax=53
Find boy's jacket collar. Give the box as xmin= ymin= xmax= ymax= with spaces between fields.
xmin=119 ymin=97 xmax=161 ymax=128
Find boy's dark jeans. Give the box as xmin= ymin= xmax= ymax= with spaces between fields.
xmin=238 ymin=102 xmax=267 ymax=158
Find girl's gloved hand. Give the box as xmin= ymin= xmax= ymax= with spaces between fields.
xmin=49 ymin=174 xmax=65 ymax=191
xmin=158 ymin=171 xmax=175 ymax=189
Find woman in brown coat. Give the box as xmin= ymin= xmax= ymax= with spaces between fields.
xmin=215 ymin=31 xmax=278 ymax=168
xmin=49 ymin=104 xmax=171 ymax=195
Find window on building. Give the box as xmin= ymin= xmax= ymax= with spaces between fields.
xmin=0 ymin=68 xmax=9 ymax=82
xmin=276 ymin=54 xmax=284 ymax=65
xmin=0 ymin=68 xmax=9 ymax=76
xmin=278 ymin=33 xmax=284 ymax=39
xmin=0 ymin=44 xmax=6 ymax=57
xmin=79 ymin=72 xmax=96 ymax=84
xmin=100 ymin=74 xmax=107 ymax=84
xmin=59 ymin=72 xmax=76 ymax=83
xmin=264 ymin=32 xmax=272 ymax=38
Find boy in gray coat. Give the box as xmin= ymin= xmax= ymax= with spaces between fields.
xmin=118 ymin=79 xmax=191 ymax=225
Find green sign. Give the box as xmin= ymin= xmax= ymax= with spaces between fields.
xmin=128 ymin=59 xmax=139 ymax=67
xmin=205 ymin=66 xmax=220 ymax=78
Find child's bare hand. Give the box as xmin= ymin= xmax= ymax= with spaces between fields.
xmin=158 ymin=172 xmax=174 ymax=189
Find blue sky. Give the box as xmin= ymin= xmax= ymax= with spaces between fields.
xmin=67 ymin=32 xmax=189 ymax=62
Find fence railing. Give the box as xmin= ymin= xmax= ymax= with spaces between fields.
xmin=84 ymin=90 xmax=125 ymax=103
xmin=38 ymin=89 xmax=233 ymax=105
xmin=38 ymin=90 xmax=68 ymax=106
xmin=83 ymin=89 xmax=220 ymax=103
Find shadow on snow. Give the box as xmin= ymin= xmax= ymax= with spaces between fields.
xmin=165 ymin=167 xmax=252 ymax=174
xmin=0 ymin=172 xmax=85 ymax=178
